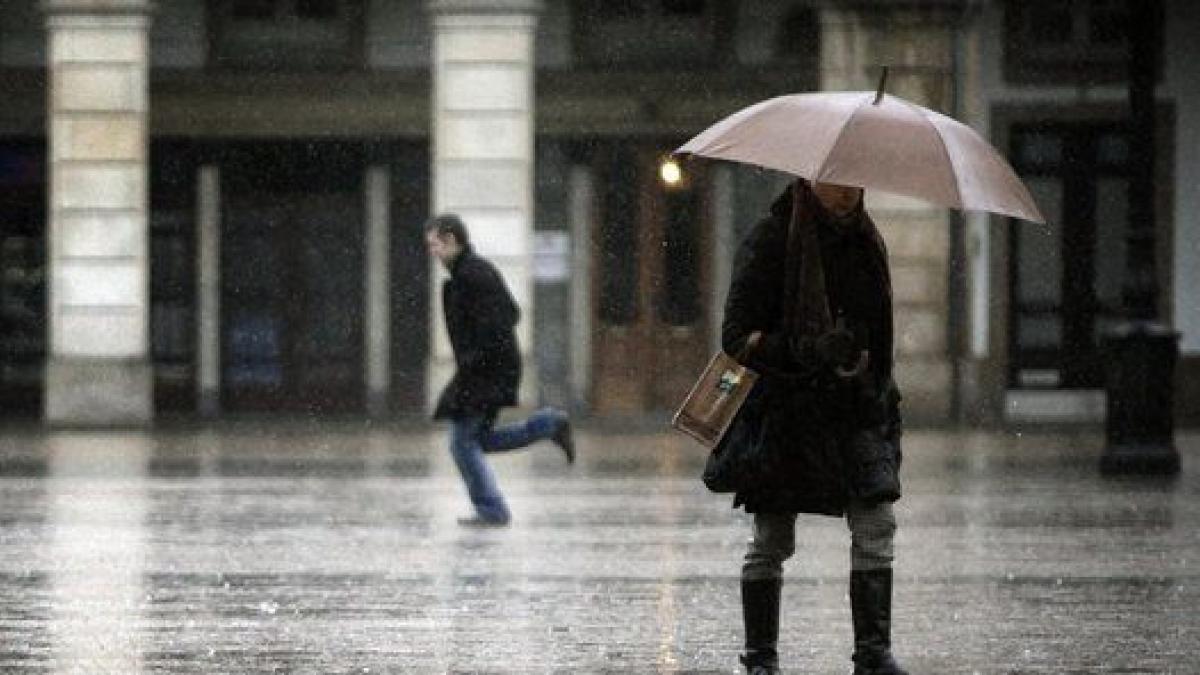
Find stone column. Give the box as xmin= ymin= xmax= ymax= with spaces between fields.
xmin=567 ymin=164 xmax=593 ymax=409
xmin=426 ymin=0 xmax=542 ymax=411
xmin=43 ymin=0 xmax=154 ymax=426
xmin=365 ymin=165 xmax=392 ymax=417
xmin=819 ymin=5 xmax=958 ymax=423
xmin=196 ymin=165 xmax=220 ymax=417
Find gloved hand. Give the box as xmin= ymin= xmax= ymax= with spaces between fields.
xmin=791 ymin=328 xmax=861 ymax=371
xmin=813 ymin=327 xmax=857 ymax=367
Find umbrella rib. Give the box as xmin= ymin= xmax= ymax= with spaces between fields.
xmin=813 ymin=97 xmax=867 ymax=182
xmin=926 ymin=113 xmax=964 ymax=209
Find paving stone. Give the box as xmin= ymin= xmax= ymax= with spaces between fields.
xmin=0 ymin=424 xmax=1196 ymax=673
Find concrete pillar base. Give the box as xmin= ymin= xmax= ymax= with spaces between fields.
xmin=197 ymin=390 xmax=220 ymax=419
xmin=44 ymin=358 xmax=153 ymax=426
xmin=367 ymin=391 xmax=389 ymax=419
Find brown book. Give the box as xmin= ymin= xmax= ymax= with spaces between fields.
xmin=671 ymin=332 xmax=762 ymax=447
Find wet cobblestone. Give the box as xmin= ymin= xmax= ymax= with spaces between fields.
xmin=0 ymin=422 xmax=1197 ymax=673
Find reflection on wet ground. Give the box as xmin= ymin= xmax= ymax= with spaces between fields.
xmin=0 ymin=421 xmax=1196 ymax=673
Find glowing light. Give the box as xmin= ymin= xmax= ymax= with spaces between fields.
xmin=659 ymin=158 xmax=683 ymax=186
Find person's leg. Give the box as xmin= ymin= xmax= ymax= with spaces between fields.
xmin=448 ymin=415 xmax=511 ymax=524
xmin=482 ymin=407 xmax=574 ymax=462
xmin=740 ymin=512 xmax=796 ymax=674
xmin=846 ymin=500 xmax=906 ymax=675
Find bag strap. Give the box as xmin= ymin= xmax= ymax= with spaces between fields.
xmin=734 ymin=330 xmax=763 ymax=364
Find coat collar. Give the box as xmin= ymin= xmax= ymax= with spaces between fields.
xmin=447 ymin=246 xmax=475 ymax=277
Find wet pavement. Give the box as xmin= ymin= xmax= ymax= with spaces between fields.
xmin=0 ymin=418 xmax=1196 ymax=674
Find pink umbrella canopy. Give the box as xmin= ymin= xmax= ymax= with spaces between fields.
xmin=675 ymin=90 xmax=1045 ymax=224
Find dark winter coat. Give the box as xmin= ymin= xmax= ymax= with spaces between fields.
xmin=433 ymin=248 xmax=522 ymax=420
xmin=721 ymin=182 xmax=902 ymax=516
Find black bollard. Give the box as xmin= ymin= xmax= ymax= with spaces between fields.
xmin=1101 ymin=322 xmax=1180 ymax=475
xmin=1100 ymin=0 xmax=1179 ymax=476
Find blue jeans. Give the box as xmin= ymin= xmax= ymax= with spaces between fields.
xmin=449 ymin=407 xmax=565 ymax=523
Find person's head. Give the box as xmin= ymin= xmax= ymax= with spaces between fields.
xmin=811 ymin=181 xmax=863 ymax=218
xmin=425 ymin=213 xmax=470 ymax=267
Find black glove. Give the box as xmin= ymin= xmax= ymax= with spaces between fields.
xmin=790 ymin=327 xmax=862 ymax=375
xmin=813 ymin=327 xmax=857 ymax=367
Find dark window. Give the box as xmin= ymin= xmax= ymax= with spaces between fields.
xmin=1015 ymin=132 xmax=1064 ymax=168
xmin=150 ymin=141 xmax=199 ymax=412
xmin=232 ymin=0 xmax=275 ymax=19
xmin=1088 ymin=0 xmax=1126 ymax=44
xmin=659 ymin=187 xmax=700 ymax=325
xmin=1008 ymin=123 xmax=1133 ymax=389
xmin=219 ymin=141 xmax=366 ymax=413
xmin=574 ymin=0 xmax=718 ymax=67
xmin=211 ymin=0 xmax=362 ymax=70
xmin=776 ymin=6 xmax=819 ymax=67
xmin=1003 ymin=0 xmax=1153 ymax=85
xmin=662 ymin=0 xmax=705 ymax=16
xmin=296 ymin=0 xmax=338 ymax=20
xmin=1025 ymin=2 xmax=1074 ymax=45
xmin=598 ymin=0 xmax=648 ymax=19
xmin=598 ymin=148 xmax=640 ymax=325
xmin=0 ymin=141 xmax=46 ymax=417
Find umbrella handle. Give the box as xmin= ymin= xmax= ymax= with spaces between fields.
xmin=873 ymin=66 xmax=889 ymax=105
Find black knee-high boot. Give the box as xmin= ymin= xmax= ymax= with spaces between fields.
xmin=850 ymin=569 xmax=908 ymax=675
xmin=740 ymin=578 xmax=782 ymax=674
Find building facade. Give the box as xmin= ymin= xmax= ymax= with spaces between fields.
xmin=0 ymin=0 xmax=1196 ymax=426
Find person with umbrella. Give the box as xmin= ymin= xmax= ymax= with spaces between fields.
xmin=720 ymin=178 xmax=906 ymax=674
xmin=676 ymin=72 xmax=1043 ymax=674
xmin=425 ymin=213 xmax=575 ymax=527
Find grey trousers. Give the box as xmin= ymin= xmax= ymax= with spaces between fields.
xmin=743 ymin=502 xmax=897 ymax=581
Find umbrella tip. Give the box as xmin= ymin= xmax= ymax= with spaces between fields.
xmin=873 ymin=66 xmax=889 ymax=105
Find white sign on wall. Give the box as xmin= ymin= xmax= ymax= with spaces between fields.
xmin=533 ymin=231 xmax=571 ymax=282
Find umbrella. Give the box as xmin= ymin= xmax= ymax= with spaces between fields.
xmin=674 ymin=69 xmax=1045 ymax=224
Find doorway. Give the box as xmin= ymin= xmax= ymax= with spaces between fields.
xmin=590 ymin=143 xmax=712 ymax=413
xmin=1008 ymin=122 xmax=1133 ymax=389
xmin=0 ymin=139 xmax=45 ymax=417
xmin=220 ymin=142 xmax=365 ymax=412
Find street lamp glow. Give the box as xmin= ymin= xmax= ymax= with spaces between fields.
xmin=660 ymin=158 xmax=682 ymax=186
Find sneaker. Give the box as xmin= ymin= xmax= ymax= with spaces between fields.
xmin=551 ymin=414 xmax=575 ymax=464
xmin=456 ymin=516 xmax=510 ymax=528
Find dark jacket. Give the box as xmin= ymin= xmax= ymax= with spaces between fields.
xmin=721 ymin=183 xmax=901 ymax=515
xmin=433 ymin=248 xmax=522 ymax=420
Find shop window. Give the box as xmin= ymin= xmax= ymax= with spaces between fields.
xmin=211 ymin=0 xmax=362 ymax=70
xmin=1003 ymin=0 xmax=1160 ymax=85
